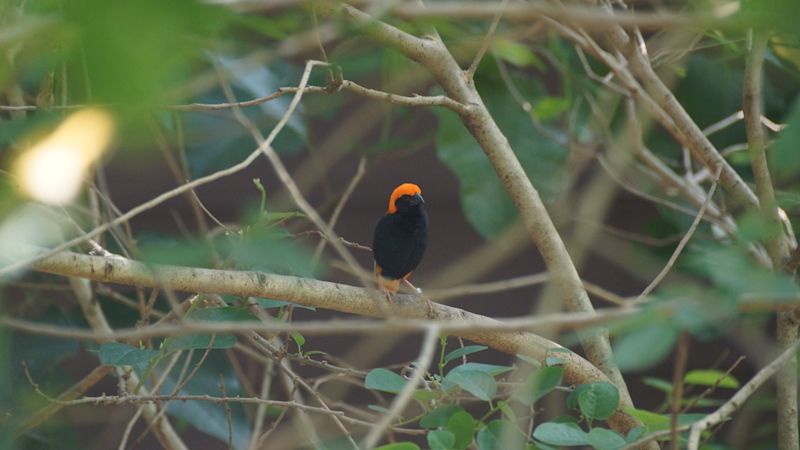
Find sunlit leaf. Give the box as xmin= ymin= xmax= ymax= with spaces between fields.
xmin=684 ymin=369 xmax=740 ymax=389
xmin=533 ymin=97 xmax=570 ymax=121
xmin=492 ymin=38 xmax=543 ymax=69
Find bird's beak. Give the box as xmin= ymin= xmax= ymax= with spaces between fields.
xmin=413 ymin=193 xmax=425 ymax=205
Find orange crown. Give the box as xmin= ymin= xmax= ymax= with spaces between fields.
xmin=387 ymin=183 xmax=422 ymax=214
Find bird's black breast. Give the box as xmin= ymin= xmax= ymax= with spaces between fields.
xmin=372 ymin=206 xmax=428 ymax=279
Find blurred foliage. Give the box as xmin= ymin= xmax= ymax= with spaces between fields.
xmin=1 ymin=0 xmax=800 ymax=448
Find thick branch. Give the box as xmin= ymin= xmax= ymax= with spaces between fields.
xmin=8 ymin=247 xmax=645 ymax=435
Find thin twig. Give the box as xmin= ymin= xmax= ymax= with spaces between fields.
xmin=312 ymin=157 xmax=367 ymax=266
xmin=466 ymin=0 xmax=508 ymax=78
xmin=214 ymin=58 xmax=371 ymax=290
xmin=687 ymin=340 xmax=800 ymax=449
xmin=361 ymin=325 xmax=440 ymax=449
xmin=340 ymin=79 xmax=469 ymax=113
xmin=632 ymin=167 xmax=722 ymax=304
xmin=218 ymin=374 xmax=234 ymax=450
xmin=16 ymin=365 xmax=113 ymax=436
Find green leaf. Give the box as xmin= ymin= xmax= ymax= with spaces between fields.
xmin=492 ymin=38 xmax=543 ymax=68
xmin=546 ymin=356 xmax=565 ymax=366
xmin=167 ymin=306 xmax=257 ymax=351
xmin=623 ymin=408 xmax=706 ymax=432
xmin=444 ymin=345 xmax=488 ymax=364
xmin=375 ymin=443 xmax=420 ymax=450
xmin=623 ymin=407 xmax=668 ymax=428
xmin=290 ymin=331 xmax=305 ymax=349
xmin=613 ymin=322 xmax=679 ymax=372
xmin=515 ymin=366 xmax=563 ymax=405
xmin=578 ymin=382 xmax=620 ymax=420
xmin=428 ymin=430 xmax=456 ymax=450
xmin=168 ymin=333 xmax=237 ymax=351
xmin=443 ymin=370 xmax=497 ymax=401
xmin=689 ymin=246 xmax=800 ymax=301
xmin=225 ymin=228 xmax=316 ymax=276
xmin=586 ymin=428 xmax=626 ymax=450
xmin=533 ymin=422 xmax=588 ymax=446
xmin=641 ymin=377 xmax=673 ymax=393
xmin=139 ymin=237 xmax=214 ymax=267
xmin=420 ymin=405 xmax=465 ymax=429
xmin=515 ymin=354 xmax=542 ymax=368
xmin=448 ymin=362 xmax=513 ymax=376
xmin=566 ymin=384 xmax=589 ymax=411
xmin=365 ymin=368 xmax=406 ymax=394
xmin=99 ymin=343 xmax=159 ymax=367
xmin=187 ymin=307 xmax=259 ymax=322
xmin=413 ymin=389 xmax=437 ymax=403
xmin=447 ymin=411 xmax=476 ymax=450
xmin=626 ymin=426 xmax=646 ymax=443
xmin=684 ymin=369 xmax=740 ymax=389
xmin=477 ymin=420 xmax=527 ymax=450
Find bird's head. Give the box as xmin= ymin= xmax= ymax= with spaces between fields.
xmin=387 ymin=183 xmax=425 ymax=214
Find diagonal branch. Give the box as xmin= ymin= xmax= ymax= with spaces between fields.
xmin=323 ymin=1 xmax=637 ymax=419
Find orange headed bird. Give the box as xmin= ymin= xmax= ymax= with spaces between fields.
xmin=372 ymin=183 xmax=428 ymax=295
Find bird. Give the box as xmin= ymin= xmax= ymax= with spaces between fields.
xmin=372 ymin=183 xmax=429 ymax=297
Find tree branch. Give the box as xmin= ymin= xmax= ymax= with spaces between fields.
xmin=744 ymin=30 xmax=799 ymax=450
xmin=6 ymin=246 xmax=647 ymax=435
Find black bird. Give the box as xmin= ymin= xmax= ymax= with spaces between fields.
xmin=372 ymin=183 xmax=428 ymax=295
